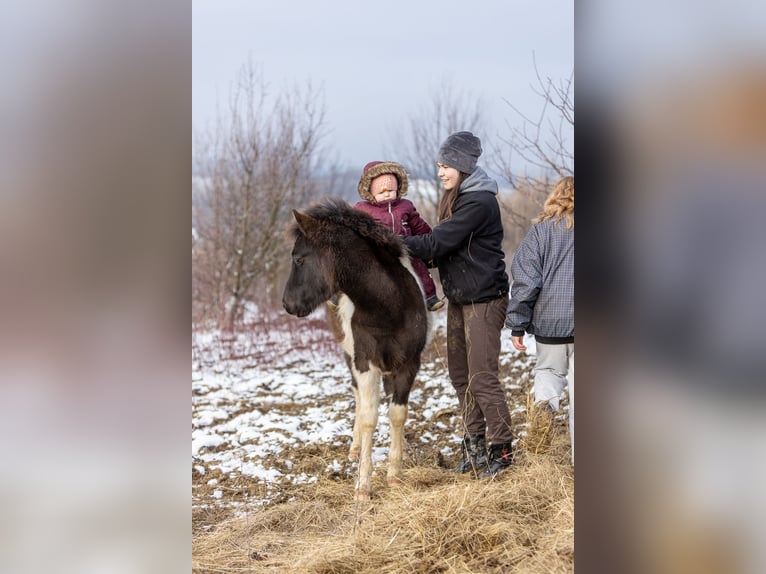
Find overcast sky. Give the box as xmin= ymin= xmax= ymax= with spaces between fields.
xmin=192 ymin=0 xmax=573 ymax=172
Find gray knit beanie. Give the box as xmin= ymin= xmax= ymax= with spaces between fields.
xmin=437 ymin=131 xmax=482 ymax=174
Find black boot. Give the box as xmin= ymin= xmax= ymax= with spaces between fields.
xmin=482 ymin=442 xmax=513 ymax=477
xmin=452 ymin=434 xmax=488 ymax=474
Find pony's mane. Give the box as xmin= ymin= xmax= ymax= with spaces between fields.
xmin=290 ymin=197 xmax=406 ymax=258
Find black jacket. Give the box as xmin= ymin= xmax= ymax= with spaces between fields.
xmin=403 ymin=167 xmax=509 ymax=304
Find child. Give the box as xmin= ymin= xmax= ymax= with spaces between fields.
xmin=355 ymin=160 xmax=444 ymax=311
xmin=505 ymin=175 xmax=574 ymax=462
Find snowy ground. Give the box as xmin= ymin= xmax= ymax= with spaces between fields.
xmin=192 ymin=307 xmax=543 ymax=514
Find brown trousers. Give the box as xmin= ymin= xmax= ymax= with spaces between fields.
xmin=447 ymin=296 xmax=514 ymax=444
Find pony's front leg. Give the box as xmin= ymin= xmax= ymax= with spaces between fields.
xmin=353 ymin=368 xmax=380 ymax=501
xmin=387 ymin=401 xmax=407 ymax=487
xmin=349 ymin=384 xmax=361 ymax=461
xmin=341 ymin=348 xmax=361 ymax=461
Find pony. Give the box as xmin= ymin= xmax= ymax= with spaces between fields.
xmin=282 ymin=197 xmax=430 ymax=501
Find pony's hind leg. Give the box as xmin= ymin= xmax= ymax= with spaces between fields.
xmin=386 ymin=371 xmax=413 ymax=488
xmin=383 ymin=374 xmax=410 ymax=464
xmin=387 ymin=402 xmax=407 ymax=487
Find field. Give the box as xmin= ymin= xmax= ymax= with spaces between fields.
xmin=192 ymin=308 xmax=573 ymax=573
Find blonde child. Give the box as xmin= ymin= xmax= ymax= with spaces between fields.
xmin=506 ymin=176 xmax=574 ymax=462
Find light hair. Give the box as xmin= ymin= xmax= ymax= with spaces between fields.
xmin=534 ymin=176 xmax=574 ymax=229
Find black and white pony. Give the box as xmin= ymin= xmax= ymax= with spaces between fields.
xmin=282 ymin=197 xmax=430 ymax=501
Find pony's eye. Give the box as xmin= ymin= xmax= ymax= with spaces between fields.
xmin=294 ymin=257 xmax=304 ymax=266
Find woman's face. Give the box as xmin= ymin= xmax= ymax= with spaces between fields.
xmin=437 ymin=163 xmax=460 ymax=191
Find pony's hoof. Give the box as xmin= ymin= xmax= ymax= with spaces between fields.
xmin=354 ymin=488 xmax=371 ymax=502
xmin=387 ymin=476 xmax=404 ymax=488
xmin=348 ymin=448 xmax=360 ymax=462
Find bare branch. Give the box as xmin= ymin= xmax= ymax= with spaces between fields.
xmin=491 ymin=59 xmax=573 ymax=253
xmin=192 ymin=58 xmax=329 ymax=329
xmin=385 ymin=79 xmax=485 ymax=224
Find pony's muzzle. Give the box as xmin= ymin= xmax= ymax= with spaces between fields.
xmin=282 ymin=298 xmax=310 ymax=317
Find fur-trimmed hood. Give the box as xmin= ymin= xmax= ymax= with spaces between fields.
xmin=357 ymin=161 xmax=409 ymax=203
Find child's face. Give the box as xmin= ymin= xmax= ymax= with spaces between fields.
xmin=370 ymin=174 xmax=398 ymax=203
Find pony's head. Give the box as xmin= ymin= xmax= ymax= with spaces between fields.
xmin=282 ymin=208 xmax=338 ymax=317
xmin=282 ymin=197 xmax=408 ymax=317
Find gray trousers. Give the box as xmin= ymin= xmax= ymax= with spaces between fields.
xmin=447 ymin=297 xmax=514 ymax=444
xmin=534 ymin=341 xmax=575 ymax=463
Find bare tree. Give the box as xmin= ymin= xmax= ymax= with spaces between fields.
xmin=386 ymin=79 xmax=485 ymax=223
xmin=192 ymin=60 xmax=328 ymax=330
xmin=496 ymin=174 xmax=556 ymax=257
xmin=493 ymin=59 xmax=574 ymax=253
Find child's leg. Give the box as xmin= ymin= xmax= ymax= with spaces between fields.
xmin=533 ymin=342 xmax=571 ymax=411
xmin=410 ymin=257 xmax=437 ymax=299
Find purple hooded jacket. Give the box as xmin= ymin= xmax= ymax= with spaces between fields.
xmin=355 ymin=161 xmax=437 ymax=299
xmin=354 ymin=197 xmax=432 ymax=238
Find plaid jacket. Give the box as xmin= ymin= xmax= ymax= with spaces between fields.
xmin=505 ymin=217 xmax=574 ymax=343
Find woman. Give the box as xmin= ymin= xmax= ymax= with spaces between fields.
xmin=402 ymin=131 xmax=513 ymax=477
xmin=506 ymin=176 xmax=574 ymax=462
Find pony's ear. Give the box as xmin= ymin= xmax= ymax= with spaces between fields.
xmin=293 ymin=209 xmax=314 ymax=235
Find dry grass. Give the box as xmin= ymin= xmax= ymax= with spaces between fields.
xmin=193 ymin=444 xmax=573 ymax=574
xmin=521 ymin=396 xmax=557 ymax=457
xmin=193 ymin=321 xmax=573 ymax=572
